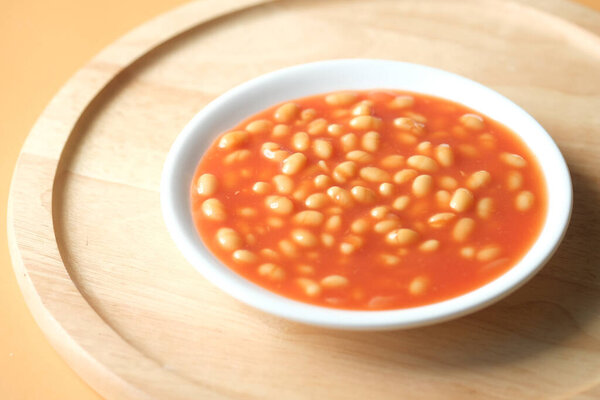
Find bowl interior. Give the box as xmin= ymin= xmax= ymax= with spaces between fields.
xmin=161 ymin=59 xmax=572 ymax=330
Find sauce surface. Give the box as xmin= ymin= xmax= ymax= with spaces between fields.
xmin=190 ymin=90 xmax=547 ymax=310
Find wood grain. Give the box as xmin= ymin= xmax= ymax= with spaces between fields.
xmin=7 ymin=0 xmax=600 ymax=399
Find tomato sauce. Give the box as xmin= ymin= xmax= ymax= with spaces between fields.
xmin=190 ymin=90 xmax=547 ymax=310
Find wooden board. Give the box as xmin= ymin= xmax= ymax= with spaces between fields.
xmin=8 ymin=0 xmax=600 ymax=399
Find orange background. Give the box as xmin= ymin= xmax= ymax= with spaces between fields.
xmin=0 ymin=0 xmax=598 ymax=399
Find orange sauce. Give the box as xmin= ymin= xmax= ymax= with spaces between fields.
xmin=190 ymin=90 xmax=546 ymax=310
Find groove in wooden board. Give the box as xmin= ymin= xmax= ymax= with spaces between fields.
xmin=8 ymin=0 xmax=600 ymax=399
xmin=11 ymin=1 xmax=276 ymax=399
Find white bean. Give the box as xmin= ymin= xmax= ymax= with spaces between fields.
xmin=292 ymin=132 xmax=310 ymax=151
xmin=476 ymin=245 xmax=502 ymax=262
xmin=428 ymin=212 xmax=456 ymax=227
xmin=278 ymin=239 xmax=299 ymax=258
xmin=416 ymin=141 xmax=432 ymax=156
xmin=409 ymin=276 xmax=428 ymax=295
xmin=380 ymin=155 xmax=405 ymax=169
xmin=258 ymin=263 xmax=285 ymax=281
xmin=350 ymin=115 xmax=382 ymax=130
xmin=262 ymin=142 xmax=288 ymax=161
xmin=393 ymin=117 xmax=424 ymax=135
xmin=392 ymin=195 xmax=410 ymax=211
xmin=419 ymin=240 xmax=440 ymax=252
xmin=407 ymin=155 xmax=438 ymax=172
xmin=307 ymin=118 xmax=328 ymax=135
xmin=327 ymin=124 xmax=344 ymax=136
xmin=466 ymin=170 xmax=491 ymax=190
xmin=459 ymin=113 xmax=485 ymax=130
xmin=476 ymin=197 xmax=494 ymax=219
xmin=394 ymin=169 xmax=418 ymax=184
xmin=350 ymin=186 xmax=377 ymax=204
xmin=272 ymin=124 xmax=290 ymax=137
xmin=291 ymin=229 xmax=318 ymax=247
xmin=273 ymin=174 xmax=294 ymax=194
xmin=282 ymin=153 xmax=307 ymax=175
xmin=359 ymin=166 xmax=391 ymax=182
xmin=232 ymin=249 xmax=257 ymax=263
xmin=351 ymin=218 xmax=370 ymax=234
xmin=386 ymin=229 xmax=419 ymax=245
xmin=325 ymin=91 xmax=358 ymax=106
xmin=224 ymin=149 xmax=251 ymax=164
xmin=340 ymin=235 xmax=363 ymax=255
xmin=313 ymin=139 xmax=333 ymax=159
xmin=305 ymin=193 xmax=328 ymax=209
xmin=196 ymin=173 xmax=217 ymax=196
xmin=325 ymin=215 xmax=342 ymax=231
xmin=380 ymin=253 xmax=400 ymax=266
xmin=506 ymin=170 xmax=523 ymax=190
xmin=370 ymin=206 xmax=391 ymax=219
xmin=314 ymin=174 xmax=331 ymax=189
xmin=362 ymin=131 xmax=380 ymax=152
xmin=202 ymin=198 xmax=226 ymax=221
xmin=500 ymin=152 xmax=527 ymax=168
xmin=515 ymin=191 xmax=535 ymax=211
xmin=301 ymin=108 xmax=317 ymax=122
xmin=267 ymin=216 xmax=284 ymax=228
xmin=321 ymin=233 xmax=335 ymax=247
xmin=374 ymin=219 xmax=400 ymax=234
xmin=352 ymin=100 xmax=374 ymax=116
xmin=238 ymin=207 xmax=257 ymax=217
xmin=218 ymin=130 xmax=248 ymax=149
xmin=453 ymin=218 xmax=475 ymax=242
xmin=274 ymin=103 xmax=299 ymax=123
xmin=389 ymin=95 xmax=414 ymax=109
xmin=379 ymin=183 xmax=394 ymax=197
xmin=246 ymin=119 xmax=272 ymax=134
xmin=460 ymin=246 xmax=475 ymax=259
xmin=297 ymin=278 xmax=321 ymax=297
xmin=340 ymin=133 xmax=358 ymax=152
xmin=327 ymin=186 xmax=354 ymax=207
xmin=412 ymin=175 xmax=433 ymax=197
xmin=346 ymin=150 xmax=373 ymax=164
xmin=321 ymin=275 xmax=349 ymax=289
xmin=450 ymin=188 xmax=474 ymax=212
xmin=216 ymin=228 xmax=243 ymax=251
xmin=332 ymin=161 xmax=358 ymax=183
xmin=434 ymin=144 xmax=454 ymax=167
xmin=265 ymin=195 xmax=293 ymax=214
xmin=253 ymin=181 xmax=271 ymax=195
xmin=436 ymin=190 xmax=451 ymax=208
xmin=293 ymin=210 xmax=324 ymax=226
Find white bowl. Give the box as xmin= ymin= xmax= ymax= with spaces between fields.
xmin=161 ymin=59 xmax=572 ymax=330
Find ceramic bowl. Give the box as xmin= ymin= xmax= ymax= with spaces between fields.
xmin=161 ymin=59 xmax=572 ymax=330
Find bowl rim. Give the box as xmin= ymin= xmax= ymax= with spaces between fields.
xmin=160 ymin=59 xmax=572 ymax=330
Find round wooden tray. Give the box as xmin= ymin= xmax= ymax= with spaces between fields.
xmin=8 ymin=0 xmax=600 ymax=399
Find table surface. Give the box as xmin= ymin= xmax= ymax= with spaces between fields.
xmin=1 ymin=0 xmax=598 ymax=398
